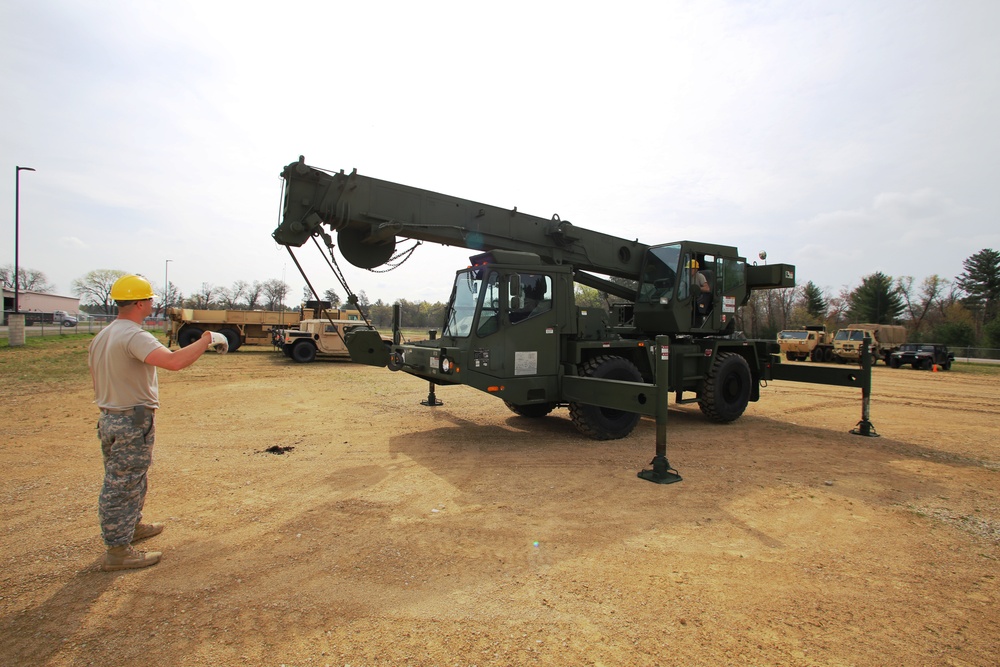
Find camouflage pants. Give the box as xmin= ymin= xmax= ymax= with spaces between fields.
xmin=97 ymin=412 xmax=155 ymax=547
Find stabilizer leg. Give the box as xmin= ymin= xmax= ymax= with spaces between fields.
xmin=850 ymin=339 xmax=879 ymax=437
xmin=421 ymin=381 xmax=443 ymax=407
xmin=639 ymin=337 xmax=682 ymax=484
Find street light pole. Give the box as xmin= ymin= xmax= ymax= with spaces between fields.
xmin=164 ymin=259 xmax=173 ymax=333
xmin=164 ymin=259 xmax=173 ymax=309
xmin=14 ymin=166 xmax=36 ymax=314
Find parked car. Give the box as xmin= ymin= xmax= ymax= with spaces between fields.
xmin=889 ymin=343 xmax=954 ymax=370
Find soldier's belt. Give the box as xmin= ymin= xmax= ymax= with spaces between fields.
xmin=99 ymin=405 xmax=155 ymax=427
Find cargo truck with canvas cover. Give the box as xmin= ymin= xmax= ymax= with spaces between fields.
xmin=833 ymin=323 xmax=907 ymax=365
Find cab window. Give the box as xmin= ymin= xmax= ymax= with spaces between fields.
xmin=509 ymin=274 xmax=552 ymax=324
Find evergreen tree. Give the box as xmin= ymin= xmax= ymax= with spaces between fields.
xmin=956 ymin=248 xmax=1000 ymax=322
xmin=801 ymin=281 xmax=827 ymax=319
xmin=847 ymin=272 xmax=904 ymax=323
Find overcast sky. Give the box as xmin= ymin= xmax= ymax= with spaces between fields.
xmin=3 ymin=1 xmax=998 ymax=307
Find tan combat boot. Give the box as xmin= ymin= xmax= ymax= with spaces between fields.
xmin=132 ymin=522 xmax=165 ymax=543
xmin=102 ymin=545 xmax=161 ymax=571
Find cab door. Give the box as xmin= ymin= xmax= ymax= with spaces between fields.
xmin=503 ymin=272 xmax=560 ymax=380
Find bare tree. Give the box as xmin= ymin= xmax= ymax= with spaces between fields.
xmin=262 ymin=279 xmax=290 ymax=310
xmin=1 ymin=264 xmax=54 ymax=292
xmin=323 ymin=288 xmax=342 ymax=307
xmin=191 ymin=283 xmax=217 ymax=309
xmin=825 ymin=286 xmax=853 ymax=329
xmin=897 ymin=274 xmax=948 ymax=337
xmin=228 ymin=280 xmax=249 ymax=308
xmin=245 ymin=281 xmax=264 ymax=310
xmin=217 ymin=281 xmax=250 ymax=309
xmin=72 ymin=269 xmax=127 ymax=314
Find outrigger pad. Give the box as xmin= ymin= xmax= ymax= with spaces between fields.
xmin=637 ymin=457 xmax=683 ymax=484
xmin=850 ymin=420 xmax=880 ymax=438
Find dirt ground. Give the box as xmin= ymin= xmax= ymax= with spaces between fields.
xmin=1 ymin=345 xmax=997 ymax=666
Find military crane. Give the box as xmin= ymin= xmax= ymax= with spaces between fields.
xmin=272 ymin=156 xmax=876 ymax=483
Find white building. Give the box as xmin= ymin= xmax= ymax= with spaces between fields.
xmin=2 ymin=288 xmax=81 ymax=317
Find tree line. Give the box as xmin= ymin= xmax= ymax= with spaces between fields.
xmin=730 ymin=248 xmax=1000 ymax=349
xmin=7 ymin=248 xmax=999 ymax=349
xmin=59 ymin=270 xmax=296 ymax=316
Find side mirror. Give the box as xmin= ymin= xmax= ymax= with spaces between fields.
xmin=509 ymin=274 xmax=520 ymax=296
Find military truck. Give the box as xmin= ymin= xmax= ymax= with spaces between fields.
xmin=889 ymin=343 xmax=954 ymax=370
xmin=274 ymin=312 xmax=376 ymax=363
xmin=167 ymin=302 xmax=346 ymax=352
xmin=833 ymin=323 xmax=907 ymax=365
xmin=777 ymin=326 xmax=835 ymax=362
xmin=270 ymin=157 xmax=877 ymax=483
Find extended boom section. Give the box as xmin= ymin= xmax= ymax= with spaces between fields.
xmin=273 ymin=157 xmax=876 ymax=484
xmin=275 ymin=156 xmax=649 ymax=281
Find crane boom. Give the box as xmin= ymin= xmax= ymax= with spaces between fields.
xmin=274 ymin=156 xmax=648 ymax=280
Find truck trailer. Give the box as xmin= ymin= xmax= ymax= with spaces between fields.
xmin=167 ymin=303 xmax=345 ymax=352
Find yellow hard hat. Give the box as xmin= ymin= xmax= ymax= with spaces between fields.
xmin=111 ymin=274 xmax=155 ymax=301
xmin=685 ymin=259 xmax=700 ymax=269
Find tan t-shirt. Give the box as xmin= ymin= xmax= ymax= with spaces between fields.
xmin=88 ymin=320 xmax=164 ymax=410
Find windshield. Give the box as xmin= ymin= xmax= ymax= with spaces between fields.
xmin=835 ymin=329 xmax=867 ymax=341
xmin=442 ymin=268 xmax=487 ymax=337
xmin=637 ymin=244 xmax=681 ymax=303
xmin=780 ymin=331 xmax=809 ymax=340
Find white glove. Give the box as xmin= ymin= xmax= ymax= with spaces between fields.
xmin=208 ymin=331 xmax=229 ymax=354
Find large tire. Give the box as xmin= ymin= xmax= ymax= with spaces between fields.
xmin=177 ymin=326 xmax=204 ymax=348
xmin=785 ymin=352 xmax=795 ymax=361
xmin=504 ymin=401 xmax=557 ymax=418
xmin=219 ymin=327 xmax=242 ymax=353
xmin=922 ymin=358 xmax=933 ymax=371
xmin=698 ymin=351 xmax=752 ymax=423
xmin=291 ymin=340 xmax=317 ymax=363
xmin=890 ymin=357 xmax=900 ymax=369
xmin=568 ymin=355 xmax=642 ymax=440
xmin=824 ymin=348 xmax=835 ymax=363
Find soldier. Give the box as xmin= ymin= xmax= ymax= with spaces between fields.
xmin=89 ymin=274 xmax=229 ymax=571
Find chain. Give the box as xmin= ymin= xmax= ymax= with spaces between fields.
xmin=365 ymin=240 xmax=422 ymax=273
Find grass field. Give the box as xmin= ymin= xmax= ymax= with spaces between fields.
xmin=4 ymin=333 xmax=999 ymax=386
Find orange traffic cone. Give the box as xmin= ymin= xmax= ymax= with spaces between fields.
xmin=932 ymin=364 xmax=939 ymax=372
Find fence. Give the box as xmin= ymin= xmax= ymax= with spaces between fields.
xmin=952 ymin=347 xmax=1000 ymax=361
xmin=1 ymin=318 xmax=163 ymax=341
